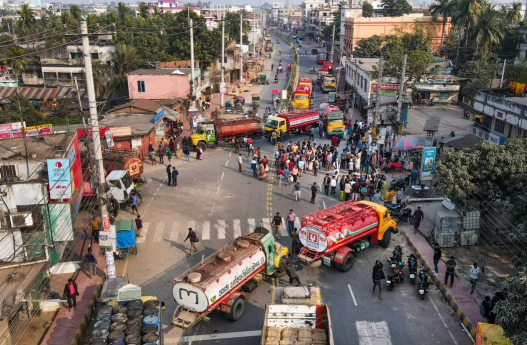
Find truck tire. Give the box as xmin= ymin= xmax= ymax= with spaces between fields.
xmin=379 ymin=229 xmax=392 ymax=248
xmin=336 ymin=253 xmax=354 ymax=272
xmin=281 ymin=132 xmax=288 ymax=141
xmin=274 ymin=258 xmax=287 ymax=278
xmin=198 ymin=142 xmax=207 ymax=152
xmin=223 ymin=298 xmax=245 ymax=321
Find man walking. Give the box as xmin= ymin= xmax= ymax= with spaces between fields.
xmin=308 ymin=127 xmax=315 ymax=140
xmin=444 ymin=256 xmax=456 ymax=288
xmin=372 ymin=260 xmax=385 ymax=300
xmin=311 ymin=182 xmax=317 ymax=204
xmin=184 ymin=146 xmax=190 ymax=162
xmin=292 ymin=181 xmax=301 ymax=201
xmin=184 ymin=228 xmax=199 ymax=256
xmin=89 ymin=216 xmax=100 ymax=244
xmin=271 ymin=212 xmax=282 ymax=239
xmin=166 ymin=164 xmax=172 ymax=185
xmin=470 ymin=262 xmax=481 ymax=294
xmin=135 ymin=215 xmax=143 ymax=237
xmin=413 ymin=206 xmax=424 ymax=234
xmin=433 ymin=244 xmax=441 ymax=274
xmin=84 ymin=247 xmax=97 ymax=279
xmin=248 ymin=142 xmax=254 ymax=157
xmin=131 ymin=192 xmax=138 ymax=215
xmin=323 ymin=173 xmax=331 ymax=196
xmin=287 ymin=209 xmax=296 ymax=236
xmin=276 ymin=167 xmax=283 ymax=186
xmin=63 ymin=278 xmax=79 ymax=312
xmin=330 ymin=176 xmax=337 ymax=197
xmin=110 ymin=196 xmax=119 ymax=218
xmin=171 ymin=167 xmax=179 ymax=187
xmin=238 ymin=154 xmax=243 ymax=172
xmin=158 ymin=146 xmax=164 ymax=164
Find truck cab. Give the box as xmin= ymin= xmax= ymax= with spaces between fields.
xmin=190 ymin=122 xmax=216 ymax=147
xmin=323 ymin=105 xmax=345 ymax=137
xmin=322 ymin=74 xmax=336 ymax=93
xmin=358 ymin=201 xmax=397 ymax=245
xmin=293 ymin=87 xmax=311 ymax=109
xmin=106 ymin=170 xmax=135 ymax=204
xmin=260 ymin=232 xmax=288 ymax=276
xmin=264 ymin=116 xmax=287 ymax=138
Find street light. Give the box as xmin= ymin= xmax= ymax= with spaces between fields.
xmin=500 ymin=57 xmax=519 ymax=88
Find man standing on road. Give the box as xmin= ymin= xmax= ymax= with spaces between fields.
xmin=413 ymin=206 xmax=424 ymax=234
xmin=287 ymin=209 xmax=296 ymax=236
xmin=251 ymin=157 xmax=258 ymax=177
xmin=158 ymin=146 xmax=164 ymax=164
xmin=131 ymin=192 xmax=138 ymax=215
xmin=184 ymin=228 xmax=199 ymax=256
xmin=271 ymin=212 xmax=282 ymax=239
xmin=166 ymin=164 xmax=172 ymax=185
xmin=244 ymin=135 xmax=248 ymax=151
xmin=470 ymin=262 xmax=481 ymax=294
xmin=171 ymin=167 xmax=179 ymax=187
xmin=308 ymin=127 xmax=315 ymax=140
xmin=292 ymin=181 xmax=301 ymax=201
xmin=286 ymin=260 xmax=301 ymax=285
xmin=433 ymin=244 xmax=441 ymax=274
xmin=444 ymin=256 xmax=457 ymax=288
xmin=284 ymin=167 xmax=290 ymax=186
xmin=330 ymin=176 xmax=337 ymax=197
xmin=110 ymin=196 xmax=119 ymax=218
xmin=311 ymin=182 xmax=317 ymax=204
xmin=238 ymin=154 xmax=243 ymax=172
xmin=135 ymin=215 xmax=143 ymax=237
xmin=184 ymin=146 xmax=190 ymax=162
xmin=248 ymin=142 xmax=254 ymax=157
xmin=372 ymin=260 xmax=385 ymax=300
xmin=272 ymin=130 xmax=277 ymax=146
xmin=323 ymin=173 xmax=331 ymax=196
xmin=276 ymin=167 xmax=283 ymax=186
xmin=89 ymin=216 xmax=100 ymax=244
xmin=84 ymin=247 xmax=97 ymax=279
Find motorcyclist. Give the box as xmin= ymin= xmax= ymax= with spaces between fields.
xmin=279 ymin=59 xmax=282 ymax=65
xmin=273 ymin=99 xmax=277 ymax=109
xmin=276 ymin=67 xmax=279 ymax=74
xmin=463 ymin=108 xmax=469 ymax=118
xmin=311 ymin=65 xmax=315 ymax=73
xmin=279 ymin=49 xmax=282 ymax=56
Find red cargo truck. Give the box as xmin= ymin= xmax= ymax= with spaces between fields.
xmin=264 ymin=109 xmax=319 ymax=140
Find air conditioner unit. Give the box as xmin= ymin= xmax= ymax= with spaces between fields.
xmin=10 ymin=212 xmax=33 ymax=228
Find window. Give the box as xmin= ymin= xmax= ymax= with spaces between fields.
xmin=0 ymin=165 xmax=18 ymax=181
xmin=494 ymin=119 xmax=505 ymax=133
xmin=137 ymin=80 xmax=145 ymax=93
xmin=160 ymin=0 xmax=163 ymax=4
xmin=91 ymin=53 xmax=99 ymax=60
xmin=439 ymin=92 xmax=449 ymax=99
xmin=70 ymin=52 xmax=82 ymax=60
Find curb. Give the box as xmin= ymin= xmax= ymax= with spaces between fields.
xmin=400 ymin=230 xmax=477 ymax=338
xmin=71 ymin=271 xmax=106 ymax=345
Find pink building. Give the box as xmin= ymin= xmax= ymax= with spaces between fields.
xmin=127 ymin=68 xmax=201 ymax=100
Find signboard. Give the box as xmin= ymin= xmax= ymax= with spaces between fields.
xmin=103 ymin=215 xmax=111 ymax=232
xmin=131 ymin=138 xmax=142 ymax=149
xmin=154 ymin=109 xmax=165 ymax=124
xmin=371 ymin=83 xmax=404 ymax=95
xmin=282 ymin=89 xmax=287 ymax=100
xmin=118 ymin=284 xmax=142 ymax=301
xmin=425 ymin=131 xmax=433 ymax=147
xmin=110 ymin=127 xmax=131 ymax=137
xmin=435 ymin=75 xmax=453 ymax=83
xmin=71 ymin=184 xmax=83 ymax=222
xmin=220 ymin=82 xmax=227 ymax=94
xmin=49 ymin=203 xmax=74 ymax=241
xmin=99 ymin=224 xmax=113 ymax=249
xmin=47 ymin=159 xmax=72 ymax=199
xmin=155 ymin=123 xmax=165 ymax=137
xmin=76 ymin=127 xmax=110 ymax=138
xmin=25 ymin=125 xmax=52 ymax=137
xmin=123 ymin=157 xmax=143 ymax=178
xmin=420 ymin=147 xmax=436 ymax=181
xmin=105 ymin=130 xmax=115 ymax=147
xmin=299 ymin=226 xmax=328 ymax=252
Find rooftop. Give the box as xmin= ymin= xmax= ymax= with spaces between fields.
xmin=99 ymin=114 xmax=156 ymax=136
xmin=128 ymin=68 xmax=193 ymax=76
xmin=355 ymin=58 xmax=380 ymax=73
xmin=0 ymin=133 xmax=68 ymax=163
xmin=107 ymin=99 xmax=179 ymax=114
xmin=503 ymin=96 xmax=527 ymax=107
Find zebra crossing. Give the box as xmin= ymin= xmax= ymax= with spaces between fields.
xmin=135 ymin=217 xmax=302 ymax=244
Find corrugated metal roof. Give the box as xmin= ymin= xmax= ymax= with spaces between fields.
xmin=0 ymin=86 xmax=88 ymax=101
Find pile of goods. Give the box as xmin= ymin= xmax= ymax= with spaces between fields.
xmin=264 ymin=326 xmax=328 ymax=345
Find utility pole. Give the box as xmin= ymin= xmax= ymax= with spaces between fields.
xmin=335 ymin=39 xmax=344 ymax=100
xmin=80 ymin=21 xmax=111 ymax=274
xmin=73 ymin=76 xmax=87 ymax=130
xmin=240 ymin=12 xmax=243 ymax=83
xmin=350 ymin=58 xmax=358 ymax=119
xmin=252 ymin=10 xmax=256 ymax=56
xmin=220 ymin=4 xmax=225 ymax=107
xmin=15 ymin=88 xmax=29 ymax=177
xmin=330 ymin=23 xmax=336 ymax=62
xmin=397 ymin=53 xmax=407 ymax=126
xmin=373 ymin=57 xmax=383 ymax=129
xmin=190 ymin=18 xmax=195 ymax=102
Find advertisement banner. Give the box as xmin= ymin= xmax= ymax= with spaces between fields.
xmin=154 ymin=109 xmax=165 ymax=124
xmin=220 ymin=82 xmax=227 ymax=94
xmin=435 ymin=75 xmax=454 ymax=83
xmin=421 ymin=147 xmax=436 ymax=181
xmin=49 ymin=203 xmax=74 ymax=241
xmin=155 ymin=123 xmax=165 ymax=137
xmin=105 ymin=130 xmax=115 ymax=147
xmin=47 ymin=159 xmax=72 ymax=199
xmin=131 ymin=138 xmax=142 ymax=149
xmin=371 ymin=83 xmax=405 ymax=95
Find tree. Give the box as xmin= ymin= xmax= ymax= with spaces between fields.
xmin=362 ymin=1 xmax=374 ymax=17
xmin=470 ymin=4 xmax=504 ymax=52
xmin=5 ymin=46 xmax=27 ymax=77
xmin=353 ymin=35 xmax=390 ymax=57
xmin=222 ymin=10 xmax=251 ymax=42
xmin=319 ymin=11 xmax=341 ymax=42
xmin=430 ymin=0 xmax=457 ymax=48
xmin=459 ymin=52 xmax=500 ymax=97
xmin=92 ymin=60 xmax=109 ymax=99
xmin=506 ymin=2 xmax=523 ymax=25
xmin=0 ymin=35 xmax=20 ymax=56
xmin=0 ymin=94 xmax=45 ymax=126
xmin=69 ymin=4 xmax=82 ymax=22
xmin=108 ymin=43 xmax=142 ymax=95
xmin=16 ymin=4 xmax=37 ymax=45
xmin=138 ymin=2 xmax=150 ymax=19
xmin=381 ymin=0 xmax=412 ymax=17
xmin=504 ymin=62 xmax=527 ymax=85
xmin=496 ymin=269 xmax=527 ymax=345
xmin=117 ymin=2 xmax=130 ymax=23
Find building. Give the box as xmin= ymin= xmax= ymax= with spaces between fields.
xmin=413 ymin=77 xmax=460 ymax=104
xmin=341 ymin=9 xmax=451 ymax=53
xmin=308 ymin=6 xmax=338 ymax=37
xmin=39 ymin=41 xmax=114 ymax=88
xmin=472 ymin=90 xmax=527 ymax=144
xmin=133 ymin=1 xmax=200 ymax=17
xmin=289 ymin=11 xmax=302 ymax=29
xmin=302 ymin=0 xmax=326 ymax=35
xmin=518 ymin=26 xmax=527 ymax=59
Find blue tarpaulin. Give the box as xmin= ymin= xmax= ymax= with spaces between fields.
xmin=116 ymin=230 xmax=135 ymax=249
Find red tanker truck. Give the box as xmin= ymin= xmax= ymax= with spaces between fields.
xmin=297 ymin=200 xmax=397 ymax=272
xmin=263 ymin=109 xmax=319 ymax=141
xmin=190 ymin=117 xmax=263 ymax=150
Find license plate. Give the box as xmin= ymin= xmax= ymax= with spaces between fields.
xmin=391 ymin=264 xmax=396 ymax=267
xmin=323 ymin=256 xmax=331 ymax=267
xmin=410 ymin=274 xmax=415 ymax=278
xmin=419 ymin=289 xmax=424 ymax=294
xmin=386 ymin=281 xmax=391 ymax=284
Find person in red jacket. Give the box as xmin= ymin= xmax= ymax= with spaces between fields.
xmin=63 ymin=278 xmax=79 ymax=311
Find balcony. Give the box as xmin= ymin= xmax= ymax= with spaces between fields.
xmin=41 ymin=58 xmax=84 ymax=66
xmin=44 ymin=79 xmax=86 ymax=88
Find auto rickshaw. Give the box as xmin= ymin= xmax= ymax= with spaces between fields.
xmin=277 ymin=38 xmax=281 ymax=43
xmin=252 ymin=93 xmax=260 ymax=105
xmin=235 ymin=96 xmax=245 ymax=106
xmin=328 ymin=92 xmax=337 ymax=104
xmin=260 ymin=74 xmax=270 ymax=84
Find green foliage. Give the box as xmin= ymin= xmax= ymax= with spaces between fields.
xmin=381 ymin=0 xmax=412 ymax=17
xmin=494 ymin=28 xmax=521 ymax=60
xmin=0 ymin=35 xmax=20 ymax=56
xmin=469 ymin=4 xmax=504 ymax=52
xmin=430 ymin=0 xmax=457 ymax=47
xmin=459 ymin=52 xmax=500 ymax=97
xmin=353 ymin=35 xmax=392 ymax=58
xmin=504 ymin=61 xmax=527 ymax=85
xmin=108 ymin=43 xmax=143 ymax=96
xmin=362 ymin=1 xmax=374 ymax=17
xmin=1 ymin=94 xmax=45 ymax=126
xmin=496 ymin=268 xmax=527 ymax=345
xmin=319 ymin=11 xmax=341 ymax=42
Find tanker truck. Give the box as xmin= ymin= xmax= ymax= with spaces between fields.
xmin=297 ymin=201 xmax=398 ymax=272
xmin=172 ymin=227 xmax=288 ymax=330
xmin=190 ymin=117 xmax=263 ymax=151
xmin=264 ymin=109 xmax=319 ymax=141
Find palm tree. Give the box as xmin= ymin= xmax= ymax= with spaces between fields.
xmin=69 ymin=4 xmax=82 ymax=22
xmin=117 ymin=2 xmax=129 ymax=23
xmin=430 ymin=0 xmax=457 ymax=48
xmin=452 ymin=0 xmax=484 ymax=44
xmin=5 ymin=47 xmax=27 ymax=78
xmin=16 ymin=4 xmax=37 ymax=45
xmin=138 ymin=2 xmax=150 ymax=19
xmin=506 ymin=2 xmax=522 ymax=24
xmin=108 ymin=44 xmax=142 ymax=95
xmin=470 ymin=4 xmax=504 ymax=52
xmin=92 ymin=60 xmax=109 ymax=99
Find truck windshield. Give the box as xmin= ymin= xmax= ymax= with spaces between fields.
xmin=122 ymin=174 xmax=133 ymax=190
xmin=325 ymin=78 xmax=336 ymax=83
xmin=295 ymin=95 xmax=308 ymax=100
xmin=266 ymin=120 xmax=279 ymax=128
xmin=329 ymin=119 xmax=343 ymax=124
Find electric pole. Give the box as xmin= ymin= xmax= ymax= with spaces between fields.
xmin=252 ymin=10 xmax=256 ymax=56
xmin=397 ymin=54 xmax=407 ymax=127
xmin=330 ymin=23 xmax=335 ymax=62
xmin=350 ymin=58 xmax=358 ymax=120
xmin=220 ymin=4 xmax=225 ymax=107
xmin=240 ymin=12 xmax=243 ymax=83
xmin=373 ymin=57 xmax=383 ymax=129
xmin=190 ymin=18 xmax=195 ymax=102
xmin=73 ymin=76 xmax=87 ymax=130
xmin=80 ymin=21 xmax=111 ymax=275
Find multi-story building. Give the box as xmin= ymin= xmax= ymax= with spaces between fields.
xmin=301 ymin=0 xmax=325 ymax=36
xmin=518 ymin=27 xmax=527 ymax=59
xmin=289 ymin=11 xmax=302 ymax=29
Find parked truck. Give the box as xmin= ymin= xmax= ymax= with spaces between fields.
xmin=323 ymin=105 xmax=345 ymax=137
xmin=265 ymin=41 xmax=273 ymax=52
xmin=190 ymin=117 xmax=263 ymax=151
xmin=264 ymin=109 xmax=319 ymax=141
xmin=321 ymin=74 xmax=337 ymax=93
xmin=261 ymin=285 xmax=334 ymax=345
xmin=317 ymin=64 xmax=332 ymax=85
xmin=296 ymin=30 xmax=305 ymax=40
xmin=81 ymin=150 xmax=144 ymax=184
xmin=172 ymin=227 xmax=288 ymax=330
xmin=297 ymin=200 xmax=397 ymax=271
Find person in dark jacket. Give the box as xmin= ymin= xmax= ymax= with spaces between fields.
xmin=184 ymin=228 xmax=198 ymax=256
xmin=166 ymin=164 xmax=172 ymax=185
xmin=63 ymin=278 xmax=79 ymax=311
xmin=481 ymin=296 xmax=492 ymax=322
xmin=286 ymin=260 xmax=301 ymax=285
xmin=372 ymin=260 xmax=385 ymax=300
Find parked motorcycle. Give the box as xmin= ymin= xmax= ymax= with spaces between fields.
xmin=387 ymin=261 xmax=405 ymax=291
xmin=392 ymin=208 xmax=412 ymax=223
xmin=385 ymin=201 xmax=407 ymax=214
xmin=408 ymin=254 xmax=418 ymax=285
xmin=390 ymin=177 xmax=406 ymax=191
xmin=387 ymin=245 xmax=403 ymax=271
xmin=417 ymin=269 xmax=431 ymax=300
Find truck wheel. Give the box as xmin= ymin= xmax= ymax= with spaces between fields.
xmin=198 ymin=142 xmax=207 ymax=152
xmin=274 ymin=259 xmax=287 ymax=278
xmin=336 ymin=253 xmax=354 ymax=272
xmin=379 ymin=229 xmax=392 ymax=248
xmin=223 ymin=298 xmax=245 ymax=321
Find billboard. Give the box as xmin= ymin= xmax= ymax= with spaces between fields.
xmin=421 ymin=147 xmax=436 ymax=181
xmin=49 ymin=203 xmax=74 ymax=241
xmin=371 ymin=83 xmax=405 ymax=95
xmin=47 ymin=159 xmax=72 ymax=199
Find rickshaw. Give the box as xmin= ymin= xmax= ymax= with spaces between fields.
xmin=277 ymin=38 xmax=280 ymax=43
xmin=252 ymin=93 xmax=260 ymax=105
xmin=272 ymin=89 xmax=281 ymax=103
xmin=236 ymin=102 xmax=244 ymax=113
xmin=235 ymin=96 xmax=245 ymax=106
xmin=112 ymin=219 xmax=137 ymax=258
xmin=260 ymin=74 xmax=270 ymax=84
xmin=225 ymin=100 xmax=233 ymax=112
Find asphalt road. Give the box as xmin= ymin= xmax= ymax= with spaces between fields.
xmin=113 ymin=31 xmax=472 ymax=345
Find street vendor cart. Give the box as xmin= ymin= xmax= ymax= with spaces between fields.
xmin=260 ymin=74 xmax=270 ymax=84
xmin=112 ymin=219 xmax=137 ymax=258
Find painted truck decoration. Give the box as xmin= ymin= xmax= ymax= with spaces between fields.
xmin=172 ymin=228 xmax=288 ymax=330
xmin=298 ymin=201 xmax=397 ymax=271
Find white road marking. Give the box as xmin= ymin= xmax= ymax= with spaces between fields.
xmin=217 ymin=185 xmax=221 ymax=194
xmin=165 ymin=330 xmax=262 ymax=343
xmin=218 ymin=220 xmax=225 ymax=239
xmin=430 ymin=299 xmax=459 ymax=345
xmin=229 ymin=151 xmax=232 ymax=157
xmin=348 ymin=284 xmax=358 ymax=306
xmin=248 ymin=218 xmax=255 ymax=233
xmin=202 ymin=221 xmax=210 ymax=240
xmin=262 ymin=218 xmax=271 ymax=233
xmin=323 ymin=201 xmax=326 ymax=209
xmin=280 ymin=217 xmax=288 ymax=236
xmin=153 ymin=223 xmax=164 ymax=242
xmin=233 ymin=219 xmax=241 ymax=238
xmin=136 ymin=222 xmax=149 ymax=243
xmin=221 ymin=172 xmax=224 ymax=179
xmin=170 ymin=221 xmax=179 ymax=242
xmin=210 ymin=204 xmax=214 ymax=216
xmin=225 ymin=160 xmax=229 ymax=167
xmin=356 ymin=321 xmax=392 ymax=345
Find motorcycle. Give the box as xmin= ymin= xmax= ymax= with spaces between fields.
xmin=385 ymin=201 xmax=407 ymax=214
xmin=274 ymin=76 xmax=279 ymax=83
xmin=387 ymin=245 xmax=403 ymax=271
xmin=387 ymin=261 xmax=405 ymax=291
xmin=392 ymin=208 xmax=412 ymax=223
xmin=417 ymin=269 xmax=431 ymax=300
xmin=463 ymin=110 xmax=469 ymax=118
xmin=390 ymin=177 xmax=406 ymax=190
xmin=407 ymin=254 xmax=418 ymax=285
